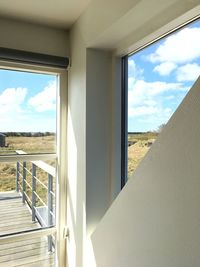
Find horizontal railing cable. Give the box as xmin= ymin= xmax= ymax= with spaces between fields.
xmin=33 ymin=191 xmax=46 ymax=207
xmin=34 ymin=175 xmax=48 ymax=190
xmin=23 ymin=192 xmax=32 ymax=205
xmin=23 ymin=179 xmax=32 ymax=190
xmin=15 ymin=149 xmax=56 ymax=252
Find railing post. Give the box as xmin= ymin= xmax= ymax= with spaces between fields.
xmin=32 ymin=163 xmax=36 ymax=222
xmin=22 ymin=162 xmax=26 ymax=204
xmin=48 ymin=174 xmax=53 ymax=251
xmin=16 ymin=162 xmax=19 ymax=192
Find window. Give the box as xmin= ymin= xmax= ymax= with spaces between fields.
xmin=122 ymin=18 xmax=200 ymax=186
xmin=0 ymin=61 xmax=67 ymax=266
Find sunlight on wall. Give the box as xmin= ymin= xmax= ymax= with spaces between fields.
xmin=67 ymin=109 xmax=78 ymax=267
xmin=68 ymin=109 xmax=78 ymax=222
xmin=85 ymin=237 xmax=97 ymax=267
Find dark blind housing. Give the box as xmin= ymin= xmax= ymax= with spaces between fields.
xmin=0 ymin=47 xmax=69 ymax=68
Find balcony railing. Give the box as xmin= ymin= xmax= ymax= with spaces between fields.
xmin=15 ymin=150 xmax=56 ymax=251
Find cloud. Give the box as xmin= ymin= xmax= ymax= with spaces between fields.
xmin=129 ymin=106 xmax=158 ymax=117
xmin=132 ymin=106 xmax=173 ymax=132
xmin=176 ymin=63 xmax=200 ymax=82
xmin=128 ymin=59 xmax=143 ymax=88
xmin=28 ymin=81 xmax=56 ymax=112
xmin=0 ymin=87 xmax=28 ymax=131
xmin=148 ymin=27 xmax=200 ymax=64
xmin=128 ymin=79 xmax=188 ymax=119
xmin=153 ymin=62 xmax=177 ymax=76
xmin=128 ymin=59 xmax=143 ymax=78
xmin=165 ymin=95 xmax=175 ymax=100
xmin=0 ymin=87 xmax=27 ymax=114
xmin=128 ymin=80 xmax=188 ymax=106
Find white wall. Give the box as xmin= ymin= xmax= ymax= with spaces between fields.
xmin=0 ymin=17 xmax=69 ymax=56
xmin=86 ymin=49 xmax=112 ymax=236
xmin=67 ymin=29 xmax=115 ymax=265
xmin=67 ymin=1 xmax=200 ymax=266
xmin=72 ymin=0 xmax=200 ymax=52
xmin=91 ymin=77 xmax=200 ymax=266
xmin=67 ymin=24 xmax=87 ymax=267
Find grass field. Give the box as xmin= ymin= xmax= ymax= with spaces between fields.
xmin=0 ymin=135 xmax=56 ymax=206
xmin=128 ymin=132 xmax=158 ymax=178
xmin=0 ymin=133 xmax=157 ymax=198
xmin=1 ymin=135 xmax=56 ymax=154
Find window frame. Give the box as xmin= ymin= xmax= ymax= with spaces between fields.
xmin=121 ymin=55 xmax=128 ymax=189
xmin=121 ymin=16 xmax=200 ymax=187
xmin=0 ymin=60 xmax=67 ymax=267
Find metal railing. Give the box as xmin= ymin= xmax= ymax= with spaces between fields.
xmin=15 ymin=150 xmax=56 ymax=251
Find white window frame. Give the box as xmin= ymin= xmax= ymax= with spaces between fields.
xmin=0 ymin=60 xmax=67 ymax=267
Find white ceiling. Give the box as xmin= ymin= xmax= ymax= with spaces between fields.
xmin=0 ymin=0 xmax=91 ymax=29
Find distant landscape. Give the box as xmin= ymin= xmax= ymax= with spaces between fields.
xmin=0 ymin=131 xmax=157 ymax=195
xmin=0 ymin=133 xmax=56 ymax=205
xmin=0 ymin=132 xmax=55 ymax=153
xmin=128 ymin=132 xmax=158 ymax=178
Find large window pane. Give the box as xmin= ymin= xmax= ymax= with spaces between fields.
xmin=0 ymin=69 xmax=57 ymax=154
xmin=0 ymin=65 xmax=60 ymax=266
xmin=0 ymin=235 xmax=55 ymax=266
xmin=0 ymin=160 xmax=56 ymax=232
xmin=127 ymin=19 xmax=200 ymax=179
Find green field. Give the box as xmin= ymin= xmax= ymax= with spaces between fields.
xmin=0 ymin=135 xmax=56 ymax=206
xmin=0 ymin=133 xmax=157 ymax=198
xmin=128 ymin=132 xmax=158 ymax=178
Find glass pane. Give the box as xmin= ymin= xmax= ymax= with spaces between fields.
xmin=0 ymin=234 xmax=55 ymax=266
xmin=0 ymin=69 xmax=57 ymax=155
xmin=0 ymin=162 xmax=16 ymax=192
xmin=0 ymin=160 xmax=56 ymax=234
xmin=127 ymin=19 xmax=200 ymax=179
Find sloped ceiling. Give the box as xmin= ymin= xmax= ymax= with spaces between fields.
xmin=0 ymin=0 xmax=91 ymax=29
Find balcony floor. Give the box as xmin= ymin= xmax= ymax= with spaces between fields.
xmin=0 ymin=192 xmax=54 ymax=267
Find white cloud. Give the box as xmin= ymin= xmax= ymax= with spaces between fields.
xmin=129 ymin=106 xmax=158 ymax=117
xmin=128 ymin=77 xmax=136 ymax=89
xmin=128 ymin=59 xmax=143 ymax=88
xmin=153 ymin=62 xmax=177 ymax=76
xmin=148 ymin=81 xmax=188 ymax=95
xmin=0 ymin=87 xmax=27 ymax=114
xmin=128 ymin=59 xmax=143 ymax=77
xmin=128 ymin=80 xmax=188 ymax=106
xmin=165 ymin=95 xmax=175 ymax=100
xmin=128 ymin=79 xmax=188 ymax=119
xmin=0 ymin=87 xmax=28 ymax=131
xmin=176 ymin=63 xmax=200 ymax=82
xmin=148 ymin=27 xmax=200 ymax=64
xmin=134 ymin=106 xmax=173 ymax=132
xmin=28 ymin=81 xmax=56 ymax=112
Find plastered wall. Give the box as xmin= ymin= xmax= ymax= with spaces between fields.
xmin=68 ymin=25 xmax=114 ymax=266
xmin=86 ymin=49 xmax=112 ymax=236
xmin=0 ymin=17 xmax=69 ymax=56
xmin=68 ymin=1 xmax=200 ymax=266
xmin=91 ymin=77 xmax=200 ymax=267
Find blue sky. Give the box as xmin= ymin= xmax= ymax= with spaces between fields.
xmin=128 ymin=19 xmax=200 ymax=132
xmin=0 ymin=70 xmax=57 ymax=132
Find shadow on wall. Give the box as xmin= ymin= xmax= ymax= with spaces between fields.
xmin=90 ymin=77 xmax=200 ymax=267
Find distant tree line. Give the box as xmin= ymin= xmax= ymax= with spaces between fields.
xmin=2 ymin=132 xmax=55 ymax=137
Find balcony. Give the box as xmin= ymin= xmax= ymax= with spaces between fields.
xmin=0 ymin=150 xmax=55 ymax=266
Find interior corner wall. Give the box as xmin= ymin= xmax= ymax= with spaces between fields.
xmin=68 ymin=23 xmax=120 ymax=266
xmin=67 ymin=24 xmax=87 ymax=267
xmin=0 ymin=17 xmax=69 ymax=57
xmin=86 ymin=49 xmax=112 ymax=236
xmin=91 ymin=77 xmax=200 ymax=267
